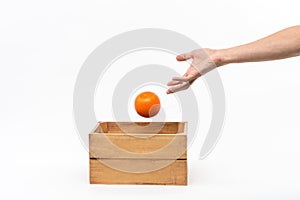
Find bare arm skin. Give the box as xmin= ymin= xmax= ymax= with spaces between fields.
xmin=167 ymin=26 xmax=300 ymax=94
xmin=219 ymin=25 xmax=300 ymax=64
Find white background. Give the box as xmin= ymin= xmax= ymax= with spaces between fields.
xmin=1 ymin=0 xmax=300 ymax=199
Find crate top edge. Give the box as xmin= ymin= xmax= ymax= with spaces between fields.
xmin=97 ymin=121 xmax=188 ymax=124
xmin=92 ymin=121 xmax=187 ymax=135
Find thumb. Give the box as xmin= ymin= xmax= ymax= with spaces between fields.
xmin=176 ymin=52 xmax=193 ymax=61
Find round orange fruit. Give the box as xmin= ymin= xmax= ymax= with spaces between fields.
xmin=134 ymin=91 xmax=160 ymax=118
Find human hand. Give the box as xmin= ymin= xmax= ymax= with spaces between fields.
xmin=166 ymin=48 xmax=221 ymax=94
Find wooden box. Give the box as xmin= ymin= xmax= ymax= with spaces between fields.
xmin=89 ymin=122 xmax=187 ymax=185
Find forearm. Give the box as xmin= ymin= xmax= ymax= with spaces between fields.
xmin=216 ymin=26 xmax=300 ymax=66
xmin=167 ymin=26 xmax=300 ymax=94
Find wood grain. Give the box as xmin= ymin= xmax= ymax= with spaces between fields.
xmin=90 ymin=159 xmax=187 ymax=185
xmin=94 ymin=122 xmax=186 ymax=134
xmin=89 ymin=121 xmax=188 ymax=185
xmin=89 ymin=133 xmax=187 ymax=159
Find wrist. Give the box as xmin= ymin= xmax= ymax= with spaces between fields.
xmin=210 ymin=49 xmax=232 ymax=67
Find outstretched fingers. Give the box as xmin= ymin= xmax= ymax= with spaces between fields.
xmin=166 ymin=81 xmax=190 ymax=94
xmin=176 ymin=52 xmax=193 ymax=61
xmin=167 ymin=80 xmax=182 ymax=86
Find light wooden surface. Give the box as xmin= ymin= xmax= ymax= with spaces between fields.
xmin=90 ymin=159 xmax=187 ymax=185
xmin=95 ymin=122 xmax=186 ymax=134
xmin=89 ymin=122 xmax=188 ymax=185
xmin=89 ymin=133 xmax=187 ymax=159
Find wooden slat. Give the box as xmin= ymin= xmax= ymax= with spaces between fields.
xmin=89 ymin=133 xmax=187 ymax=159
xmin=95 ymin=122 xmax=186 ymax=134
xmin=90 ymin=159 xmax=187 ymax=185
xmin=95 ymin=122 xmax=107 ymax=133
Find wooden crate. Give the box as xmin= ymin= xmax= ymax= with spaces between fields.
xmin=89 ymin=122 xmax=188 ymax=185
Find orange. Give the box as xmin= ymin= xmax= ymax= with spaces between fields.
xmin=134 ymin=91 xmax=160 ymax=118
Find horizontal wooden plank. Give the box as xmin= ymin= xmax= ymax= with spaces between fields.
xmin=95 ymin=122 xmax=187 ymax=134
xmin=89 ymin=133 xmax=187 ymax=159
xmin=90 ymin=159 xmax=187 ymax=185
